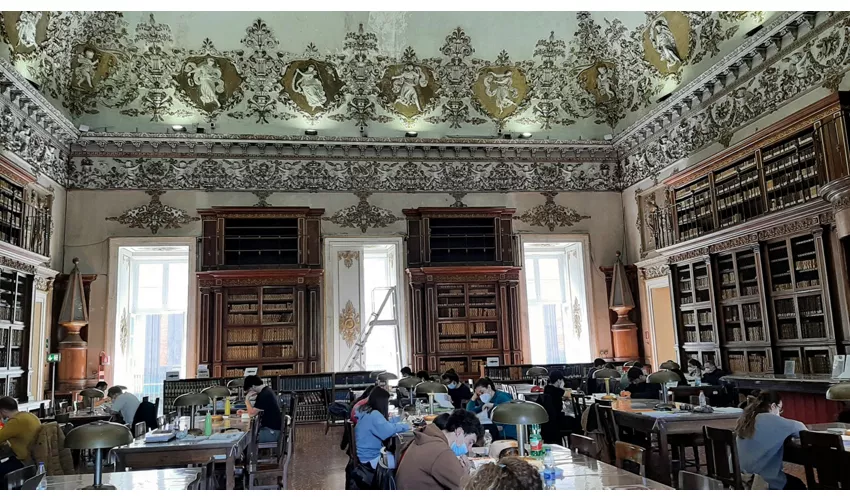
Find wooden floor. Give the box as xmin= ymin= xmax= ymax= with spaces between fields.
xmin=288 ymin=423 xmax=348 ymax=489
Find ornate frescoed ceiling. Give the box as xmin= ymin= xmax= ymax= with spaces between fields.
xmin=0 ymin=11 xmax=770 ymax=141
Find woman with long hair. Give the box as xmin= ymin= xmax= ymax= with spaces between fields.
xmin=464 ymin=457 xmax=542 ymax=490
xmin=354 ymin=387 xmax=410 ymax=470
xmin=735 ymin=390 xmax=807 ymax=489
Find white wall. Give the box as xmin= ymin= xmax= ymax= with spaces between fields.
xmin=64 ymin=189 xmax=625 ymax=377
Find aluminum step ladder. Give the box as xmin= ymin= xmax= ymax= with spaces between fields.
xmin=343 ymin=286 xmax=402 ymax=372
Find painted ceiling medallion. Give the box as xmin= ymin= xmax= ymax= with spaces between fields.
xmin=472 ymin=51 xmax=530 ymax=124
xmin=578 ymin=61 xmax=617 ymax=104
xmin=339 ymin=300 xmax=361 ymax=347
xmin=323 ymin=191 xmax=403 ymax=233
xmin=378 ymin=47 xmax=439 ymax=124
xmin=174 ymin=40 xmax=243 ymax=117
xmin=0 ymin=11 xmax=51 ymax=59
xmin=71 ymin=44 xmax=117 ymax=94
xmin=105 ymin=189 xmax=200 ymax=234
xmin=282 ymin=52 xmax=345 ymax=118
xmin=643 ymin=12 xmax=691 ymax=75
xmin=515 ymin=191 xmax=591 ymax=231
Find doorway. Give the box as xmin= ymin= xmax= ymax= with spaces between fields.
xmin=324 ymin=238 xmax=406 ymax=373
xmin=645 ymin=276 xmax=677 ymax=371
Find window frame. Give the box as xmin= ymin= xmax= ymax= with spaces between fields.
xmin=129 ymin=259 xmax=188 ymax=315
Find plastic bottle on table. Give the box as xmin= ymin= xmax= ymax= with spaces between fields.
xmin=698 ymin=390 xmax=707 ymax=408
xmin=36 ymin=462 xmax=46 ymax=490
xmin=204 ymin=412 xmax=212 ymax=436
xmin=483 ymin=429 xmax=492 ymax=447
xmin=543 ymin=448 xmax=557 ymax=489
xmin=529 ymin=424 xmax=542 ymax=457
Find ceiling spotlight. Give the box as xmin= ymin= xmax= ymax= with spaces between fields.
xmin=171 ymin=125 xmax=186 ymax=132
xmin=518 ymin=132 xmax=532 ymax=139
xmin=78 ymin=124 xmax=90 ymax=132
xmin=305 ymin=129 xmax=318 ymax=136
xmin=405 ymin=131 xmax=418 ymax=138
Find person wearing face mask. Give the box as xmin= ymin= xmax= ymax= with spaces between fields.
xmin=540 ymin=370 xmax=578 ymax=444
xmin=441 ymin=371 xmax=472 ymax=409
xmin=700 ymin=360 xmax=727 ymax=386
xmin=735 ymin=390 xmax=807 ymax=490
xmin=624 ymin=367 xmax=661 ymax=399
xmin=466 ymin=378 xmax=515 ymax=440
xmin=0 ymin=397 xmax=42 ymax=487
xmin=396 ymin=409 xmax=483 ymax=490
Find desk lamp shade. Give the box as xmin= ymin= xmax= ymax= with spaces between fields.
xmin=415 ymin=381 xmax=448 ymax=415
xmin=175 ymin=392 xmax=212 ymax=407
xmin=593 ymin=368 xmax=620 ymax=379
xmin=80 ymin=388 xmax=105 ymax=400
xmin=826 ymin=382 xmax=850 ymax=401
xmin=369 ymin=370 xmax=386 ymax=379
xmin=202 ymin=386 xmax=231 ymax=399
xmin=660 ymin=360 xmax=680 ymax=370
xmin=397 ymin=377 xmax=419 ymax=389
xmin=227 ymin=378 xmax=244 ymax=388
xmin=491 ymin=400 xmax=548 ymax=457
xmin=647 ymin=370 xmax=681 ymax=409
xmin=65 ymin=421 xmax=133 ymax=489
xmin=377 ymin=372 xmax=398 ymax=382
xmin=526 ymin=367 xmax=549 ymax=377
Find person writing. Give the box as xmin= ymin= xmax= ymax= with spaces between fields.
xmin=624 ymin=367 xmax=662 ymax=400
xmin=464 ymin=457 xmax=543 ymax=490
xmin=735 ymin=391 xmax=807 ymax=490
xmin=441 ymin=371 xmax=472 ymax=409
xmin=397 ymin=367 xmax=416 ymax=400
xmin=354 ymin=387 xmax=410 ymax=471
xmin=586 ymin=358 xmax=606 ymax=393
xmin=0 ymin=397 xmax=41 ymax=485
xmin=243 ymin=375 xmax=282 ymax=443
xmin=105 ymin=386 xmax=140 ymax=425
xmin=396 ymin=409 xmax=483 ymax=489
xmin=466 ymin=378 xmax=515 ymax=439
xmin=700 ymin=361 xmax=727 ymax=386
xmin=540 ymin=370 xmax=578 ymax=444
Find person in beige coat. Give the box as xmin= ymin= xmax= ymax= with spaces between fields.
xmin=396 ymin=409 xmax=483 ymax=490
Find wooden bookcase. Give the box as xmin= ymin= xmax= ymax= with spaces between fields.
xmin=671 ymin=259 xmax=720 ymax=367
xmin=198 ymin=207 xmax=323 ymax=271
xmin=197 ymin=269 xmax=323 ymax=377
xmin=403 ymin=207 xmax=516 ymax=267
xmin=0 ymin=268 xmax=32 ymax=400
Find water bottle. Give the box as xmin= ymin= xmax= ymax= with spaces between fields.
xmin=543 ymin=448 xmax=557 ymax=489
xmin=36 ymin=462 xmax=46 ymax=490
xmin=483 ymin=429 xmax=492 ymax=447
xmin=694 ymin=375 xmax=701 ymax=387
xmin=698 ymin=390 xmax=707 ymax=408
xmin=204 ymin=412 xmax=212 ymax=436
xmin=529 ymin=424 xmax=542 ymax=457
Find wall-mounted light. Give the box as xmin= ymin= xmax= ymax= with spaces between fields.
xmin=518 ymin=132 xmax=532 ymax=139
xmin=195 ymin=126 xmax=205 ymax=134
xmin=171 ymin=125 xmax=186 ymax=132
xmin=405 ymin=131 xmax=418 ymax=138
xmin=305 ymin=129 xmax=318 ymax=136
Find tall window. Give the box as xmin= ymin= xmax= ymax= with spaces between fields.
xmin=114 ymin=247 xmax=189 ymax=403
xmin=362 ymin=245 xmax=400 ymax=372
xmin=524 ymin=242 xmax=592 ymax=363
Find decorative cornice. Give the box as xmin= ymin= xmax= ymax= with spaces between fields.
xmin=641 ymin=264 xmax=670 ymax=280
xmin=708 ymin=234 xmax=759 ymax=254
xmin=668 ymin=247 xmax=709 ymax=264
xmin=105 ymin=189 xmax=200 ymax=234
xmin=68 ymin=156 xmax=617 ymax=192
xmin=0 ymin=255 xmax=37 ymax=275
xmin=0 ymin=59 xmax=78 ymax=143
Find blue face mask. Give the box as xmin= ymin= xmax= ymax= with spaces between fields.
xmin=450 ymin=441 xmax=468 ymax=457
xmin=447 ymin=382 xmax=458 ymax=389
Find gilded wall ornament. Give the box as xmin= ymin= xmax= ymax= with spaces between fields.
xmin=282 ymin=53 xmax=345 ymax=118
xmin=573 ymin=296 xmax=583 ymax=339
xmin=119 ymin=308 xmax=129 ymax=355
xmin=515 ymin=191 xmax=591 ymax=231
xmin=105 ymin=189 xmax=200 ymax=234
xmin=643 ymin=12 xmax=691 ymax=75
xmin=1 ymin=11 xmax=51 ymax=58
xmin=339 ymin=300 xmax=361 ymax=347
xmin=338 ymin=250 xmax=359 ymax=269
xmin=323 ymin=192 xmax=403 ymax=233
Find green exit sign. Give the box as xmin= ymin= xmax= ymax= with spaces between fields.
xmin=47 ymin=353 xmax=61 ymax=363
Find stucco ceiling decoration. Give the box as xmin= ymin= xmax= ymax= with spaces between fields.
xmin=0 ymin=11 xmax=766 ymax=141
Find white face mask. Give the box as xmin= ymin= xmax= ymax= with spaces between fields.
xmin=447 ymin=382 xmax=458 ymax=389
xmin=480 ymin=392 xmax=492 ymax=404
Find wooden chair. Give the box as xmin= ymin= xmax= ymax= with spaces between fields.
xmin=250 ymin=414 xmax=293 ymax=489
xmin=568 ymin=433 xmax=598 ymax=459
xmin=571 ymin=392 xmax=588 ymax=419
xmin=5 ymin=465 xmax=36 ymax=490
xmin=678 ymin=470 xmax=725 ymax=490
xmin=133 ymin=421 xmax=147 ymax=438
xmin=595 ymin=404 xmax=619 ymax=463
xmin=614 ymin=441 xmax=647 ymax=477
xmin=799 ymin=430 xmax=849 ymax=489
xmin=704 ymin=426 xmax=743 ymax=490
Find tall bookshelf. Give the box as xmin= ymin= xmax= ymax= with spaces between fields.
xmin=765 ymin=230 xmax=836 ymax=375
xmin=671 ymin=259 xmax=720 ymax=367
xmin=0 ymin=267 xmax=31 ymax=401
xmin=674 ymin=176 xmax=714 ymax=242
xmin=716 ymin=247 xmax=773 ymax=374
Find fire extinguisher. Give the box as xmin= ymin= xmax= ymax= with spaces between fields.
xmin=98 ymin=351 xmax=110 ymax=381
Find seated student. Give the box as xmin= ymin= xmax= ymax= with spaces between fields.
xmin=736 ymin=390 xmax=807 ymax=490
xmin=400 ymin=366 xmax=413 ymax=378
xmin=687 ymin=358 xmax=704 ymax=380
xmin=0 ymin=397 xmax=42 ymax=485
xmin=586 ymin=358 xmax=606 ymax=394
xmin=396 ymin=409 xmax=483 ymax=490
xmin=701 ymin=361 xmax=727 ymax=386
xmin=106 ymin=386 xmax=140 ymax=425
xmin=624 ymin=367 xmax=662 ymax=400
xmin=441 ymin=371 xmax=472 ymax=409
xmin=396 ymin=367 xmax=416 ymax=400
xmin=619 ymin=361 xmax=640 ymax=389
xmin=466 ymin=378 xmax=515 ymax=440
xmin=354 ymin=387 xmax=411 ymax=470
xmin=350 ymin=385 xmax=376 ymax=424
xmin=416 ymin=371 xmax=432 ymax=382
xmin=464 ymin=457 xmax=543 ymax=490
xmin=244 ymin=375 xmax=283 ymax=443
xmin=540 ymin=370 xmax=578 ymax=444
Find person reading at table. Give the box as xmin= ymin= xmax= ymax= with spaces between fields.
xmin=463 ymin=457 xmax=543 ymax=490
xmin=354 ymin=387 xmax=410 ymax=471
xmin=700 ymin=361 xmax=726 ymax=386
xmin=105 ymin=386 xmax=140 ymax=425
xmin=586 ymin=358 xmax=606 ymax=394
xmin=540 ymin=370 xmax=578 ymax=444
xmin=243 ymin=375 xmax=282 ymax=443
xmin=619 ymin=361 xmax=642 ymax=389
xmin=624 ymin=367 xmax=662 ymax=400
xmin=396 ymin=409 xmax=483 ymax=490
xmin=0 ymin=397 xmax=41 ymax=486
xmin=442 ymin=371 xmax=472 ymax=409
xmin=466 ymin=378 xmax=515 ymax=440
xmin=735 ymin=390 xmax=807 ymax=490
